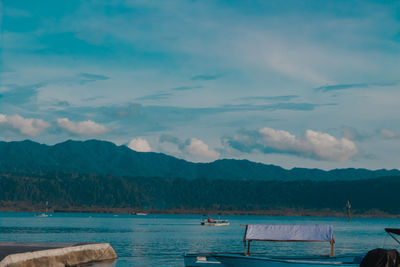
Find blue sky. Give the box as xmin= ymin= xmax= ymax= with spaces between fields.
xmin=1 ymin=0 xmax=400 ymax=169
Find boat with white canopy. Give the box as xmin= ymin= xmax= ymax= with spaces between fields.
xmin=184 ymin=224 xmax=363 ymax=267
xmin=201 ymin=217 xmax=230 ymax=226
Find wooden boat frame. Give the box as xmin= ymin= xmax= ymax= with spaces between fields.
xmin=241 ymin=224 xmax=335 ymax=257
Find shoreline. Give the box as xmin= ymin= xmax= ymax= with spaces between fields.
xmin=0 ymin=206 xmax=399 ymax=218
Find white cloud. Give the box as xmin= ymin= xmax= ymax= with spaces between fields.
xmin=57 ymin=118 xmax=108 ymax=135
xmin=159 ymin=135 xmax=219 ymax=162
xmin=227 ymin=127 xmax=357 ymax=161
xmin=184 ymin=138 xmax=219 ymax=161
xmin=258 ymin=128 xmax=358 ymax=161
xmin=0 ymin=114 xmax=49 ymax=136
xmin=128 ymin=138 xmax=152 ymax=152
xmin=380 ymin=129 xmax=398 ymax=139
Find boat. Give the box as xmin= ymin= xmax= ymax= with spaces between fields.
xmin=200 ymin=219 xmax=230 ymax=226
xmin=131 ymin=212 xmax=148 ymax=215
xmin=35 ymin=213 xmax=49 ymax=218
xmin=360 ymin=228 xmax=400 ymax=267
xmin=212 ymin=253 xmax=363 ymax=267
xmin=184 ymin=224 xmax=363 ymax=267
xmin=35 ymin=201 xmax=50 ymax=218
xmin=201 ymin=217 xmax=230 ymax=226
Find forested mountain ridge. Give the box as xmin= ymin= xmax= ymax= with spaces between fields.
xmin=0 ymin=139 xmax=399 ymax=181
xmin=1 ymin=173 xmax=399 ymax=215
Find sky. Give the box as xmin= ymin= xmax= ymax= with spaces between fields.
xmin=0 ymin=0 xmax=400 ymax=170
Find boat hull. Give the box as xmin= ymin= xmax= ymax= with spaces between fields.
xmin=35 ymin=213 xmax=48 ymax=217
xmin=213 ymin=254 xmax=361 ymax=267
xmin=184 ymin=254 xmax=222 ymax=266
xmin=201 ymin=222 xmax=230 ymax=226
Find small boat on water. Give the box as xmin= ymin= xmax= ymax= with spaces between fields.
xmin=201 ymin=217 xmax=229 ymax=226
xmin=35 ymin=213 xmax=49 ymax=217
xmin=35 ymin=201 xmax=50 ymax=218
xmin=131 ymin=212 xmax=148 ymax=215
xmin=184 ymin=224 xmax=363 ymax=267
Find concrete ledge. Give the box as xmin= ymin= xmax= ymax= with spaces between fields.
xmin=0 ymin=243 xmax=117 ymax=267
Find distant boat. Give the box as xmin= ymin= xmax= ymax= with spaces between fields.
xmin=35 ymin=213 xmax=49 ymax=218
xmin=201 ymin=217 xmax=229 ymax=226
xmin=184 ymin=224 xmax=363 ymax=267
xmin=132 ymin=212 xmax=148 ymax=216
xmin=35 ymin=201 xmax=50 ymax=218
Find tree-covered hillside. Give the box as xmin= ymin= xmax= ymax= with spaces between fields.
xmin=1 ymin=173 xmax=399 ymax=214
xmin=0 ymin=139 xmax=399 ymax=181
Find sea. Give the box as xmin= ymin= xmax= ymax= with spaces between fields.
xmin=0 ymin=212 xmax=399 ymax=266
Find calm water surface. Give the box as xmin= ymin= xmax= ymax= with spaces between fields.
xmin=0 ymin=212 xmax=400 ymax=266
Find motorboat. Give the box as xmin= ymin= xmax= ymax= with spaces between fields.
xmin=201 ymin=218 xmax=230 ymax=226
xmin=131 ymin=212 xmax=148 ymax=215
xmin=184 ymin=224 xmax=363 ymax=267
xmin=35 ymin=201 xmax=50 ymax=218
xmin=35 ymin=213 xmax=49 ymax=217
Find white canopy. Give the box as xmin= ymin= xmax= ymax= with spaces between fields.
xmin=245 ymin=224 xmax=333 ymax=242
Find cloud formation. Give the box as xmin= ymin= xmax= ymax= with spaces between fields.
xmin=184 ymin=138 xmax=220 ymax=161
xmin=315 ymin=83 xmax=369 ymax=92
xmin=225 ymin=127 xmax=358 ymax=161
xmin=0 ymin=114 xmax=49 ymax=136
xmin=315 ymin=81 xmax=398 ymax=92
xmin=160 ymin=134 xmax=219 ymax=162
xmin=379 ymin=129 xmax=399 ymax=139
xmin=342 ymin=126 xmax=369 ymax=141
xmin=128 ymin=138 xmax=152 ymax=152
xmin=0 ymin=83 xmax=44 ymax=105
xmin=77 ymin=73 xmax=110 ymax=84
xmin=57 ymin=118 xmax=108 ymax=135
xmin=238 ymin=95 xmax=299 ymax=102
xmin=3 ymin=0 xmax=400 ymax=169
xmin=223 ymin=102 xmax=323 ymax=112
xmin=191 ymin=74 xmax=222 ymax=81
xmin=171 ymin=86 xmax=203 ymax=91
xmin=135 ymin=92 xmax=172 ymax=101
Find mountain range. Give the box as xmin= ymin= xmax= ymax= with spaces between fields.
xmin=0 ymin=139 xmax=399 ymax=181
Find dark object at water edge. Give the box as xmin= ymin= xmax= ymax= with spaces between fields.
xmin=360 ymin=248 xmax=400 ymax=267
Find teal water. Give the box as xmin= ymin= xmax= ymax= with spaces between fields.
xmin=0 ymin=212 xmax=400 ymax=266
